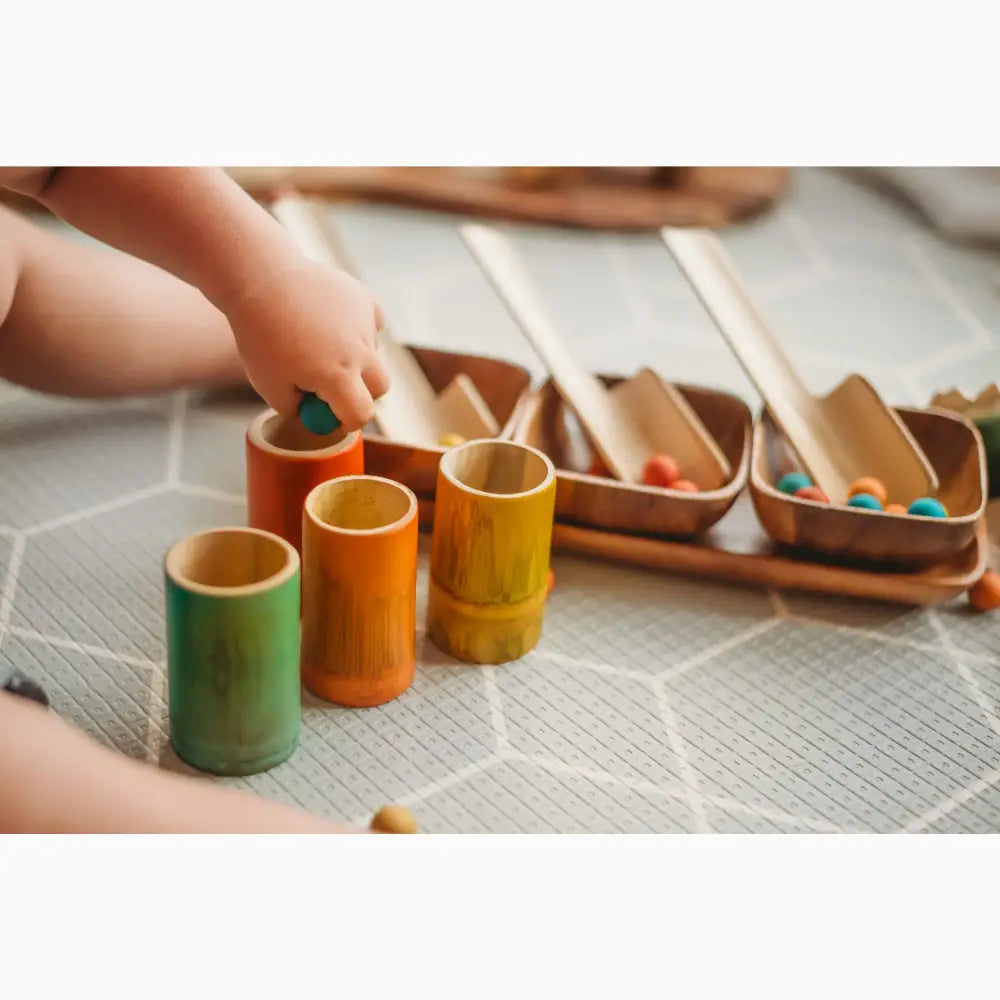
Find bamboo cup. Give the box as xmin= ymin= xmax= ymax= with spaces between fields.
xmin=246 ymin=409 xmax=364 ymax=554
xmin=164 ymin=527 xmax=301 ymax=776
xmin=428 ymin=439 xmax=556 ymax=664
xmin=301 ymin=476 xmax=419 ymax=706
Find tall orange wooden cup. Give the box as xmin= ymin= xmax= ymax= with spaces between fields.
xmin=246 ymin=409 xmax=364 ymax=554
xmin=301 ymin=475 xmax=419 ymax=707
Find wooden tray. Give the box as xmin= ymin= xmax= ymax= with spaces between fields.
xmin=510 ymin=375 xmax=752 ymax=537
xmin=362 ymin=345 xmax=533 ymax=497
xmin=225 ymin=167 xmax=790 ymax=232
xmin=413 ymin=494 xmax=986 ymax=606
xmin=751 ymin=407 xmax=987 ymax=569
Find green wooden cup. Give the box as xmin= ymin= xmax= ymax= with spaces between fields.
xmin=164 ymin=527 xmax=301 ymax=776
xmin=974 ymin=414 xmax=1000 ymax=498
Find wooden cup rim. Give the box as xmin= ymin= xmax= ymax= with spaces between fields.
xmin=304 ymin=475 xmax=418 ymax=537
xmin=164 ymin=526 xmax=299 ymax=597
xmin=247 ymin=408 xmax=361 ymax=459
xmin=438 ymin=439 xmax=555 ymax=500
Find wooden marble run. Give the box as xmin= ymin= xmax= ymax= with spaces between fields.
xmin=662 ymin=227 xmax=940 ymax=504
xmin=461 ymin=223 xmax=731 ymax=489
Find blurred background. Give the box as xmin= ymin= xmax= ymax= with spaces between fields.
xmin=225 ymin=166 xmax=1000 ymax=245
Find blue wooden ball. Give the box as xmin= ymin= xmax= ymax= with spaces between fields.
xmin=847 ymin=492 xmax=883 ymax=511
xmin=777 ymin=472 xmax=812 ymax=495
xmin=299 ymin=393 xmax=341 ymax=436
xmin=907 ymin=496 xmax=947 ymax=518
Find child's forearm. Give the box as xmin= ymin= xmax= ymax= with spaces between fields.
xmin=12 ymin=167 xmax=296 ymax=315
xmin=0 ymin=205 xmax=247 ymax=397
xmin=0 ymin=693 xmax=359 ymax=834
xmin=1 ymin=167 xmax=387 ymax=427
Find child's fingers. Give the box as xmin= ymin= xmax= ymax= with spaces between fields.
xmin=249 ymin=371 xmax=302 ymax=418
xmin=361 ymin=360 xmax=390 ymax=401
xmin=322 ymin=370 xmax=375 ymax=431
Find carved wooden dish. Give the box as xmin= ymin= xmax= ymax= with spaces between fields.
xmin=362 ymin=345 xmax=533 ymax=497
xmin=511 ymin=375 xmax=752 ymax=537
xmin=750 ymin=407 xmax=987 ymax=568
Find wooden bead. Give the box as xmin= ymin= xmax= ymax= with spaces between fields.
xmin=777 ymin=472 xmax=811 ymax=495
xmin=848 ymin=477 xmax=887 ymax=506
xmin=847 ymin=493 xmax=883 ymax=511
xmin=671 ymin=479 xmax=699 ymax=493
xmin=546 ymin=568 xmax=555 ymax=595
xmin=641 ymin=454 xmax=680 ymax=488
xmin=299 ymin=393 xmax=340 ymax=436
xmin=370 ymin=805 xmax=419 ymax=834
xmin=907 ymin=496 xmax=947 ymax=518
xmin=794 ymin=485 xmax=830 ymax=503
xmin=884 ymin=503 xmax=908 ymax=515
xmin=586 ymin=455 xmax=610 ymax=477
xmin=969 ymin=570 xmax=1000 ymax=612
xmin=438 ymin=433 xmax=466 ymax=448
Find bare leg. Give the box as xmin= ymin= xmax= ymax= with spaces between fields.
xmin=0 ymin=205 xmax=248 ymax=398
xmin=0 ymin=692 xmax=360 ymax=834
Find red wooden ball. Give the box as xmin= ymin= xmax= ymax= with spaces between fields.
xmin=642 ymin=454 xmax=681 ymax=488
xmin=671 ymin=478 xmax=699 ymax=493
xmin=794 ymin=485 xmax=830 ymax=503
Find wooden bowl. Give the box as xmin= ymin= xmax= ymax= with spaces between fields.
xmin=750 ymin=407 xmax=987 ymax=568
xmin=363 ymin=345 xmax=533 ymax=496
xmin=511 ymin=375 xmax=752 ymax=537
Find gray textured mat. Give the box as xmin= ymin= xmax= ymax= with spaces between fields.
xmin=3 ymin=168 xmax=1000 ymax=832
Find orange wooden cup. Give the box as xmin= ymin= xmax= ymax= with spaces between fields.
xmin=246 ymin=409 xmax=364 ymax=554
xmin=301 ymin=476 xmax=418 ymax=707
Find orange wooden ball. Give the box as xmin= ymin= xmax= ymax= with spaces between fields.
xmin=546 ymin=568 xmax=555 ymax=595
xmin=794 ymin=485 xmax=830 ymax=503
xmin=587 ymin=455 xmax=610 ymax=477
xmin=969 ymin=571 xmax=1000 ymax=612
xmin=884 ymin=503 xmax=908 ymax=515
xmin=642 ymin=454 xmax=681 ymax=488
xmin=847 ymin=477 xmax=887 ymax=507
xmin=671 ymin=478 xmax=699 ymax=493
xmin=370 ymin=805 xmax=419 ymax=834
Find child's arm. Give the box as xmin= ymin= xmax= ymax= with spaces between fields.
xmin=0 ymin=692 xmax=362 ymax=834
xmin=0 ymin=168 xmax=388 ymax=428
xmin=0 ymin=204 xmax=247 ymax=397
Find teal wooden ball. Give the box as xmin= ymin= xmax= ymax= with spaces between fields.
xmin=777 ymin=472 xmax=812 ymax=495
xmin=299 ymin=393 xmax=340 ymax=436
xmin=847 ymin=492 xmax=883 ymax=511
xmin=907 ymin=496 xmax=947 ymax=518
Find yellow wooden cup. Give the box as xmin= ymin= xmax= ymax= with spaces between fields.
xmin=301 ymin=476 xmax=419 ymax=707
xmin=428 ymin=439 xmax=556 ymax=664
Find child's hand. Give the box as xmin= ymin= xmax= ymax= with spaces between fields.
xmin=225 ymin=256 xmax=390 ymax=431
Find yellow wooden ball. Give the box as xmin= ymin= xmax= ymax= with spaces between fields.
xmin=438 ymin=433 xmax=466 ymax=449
